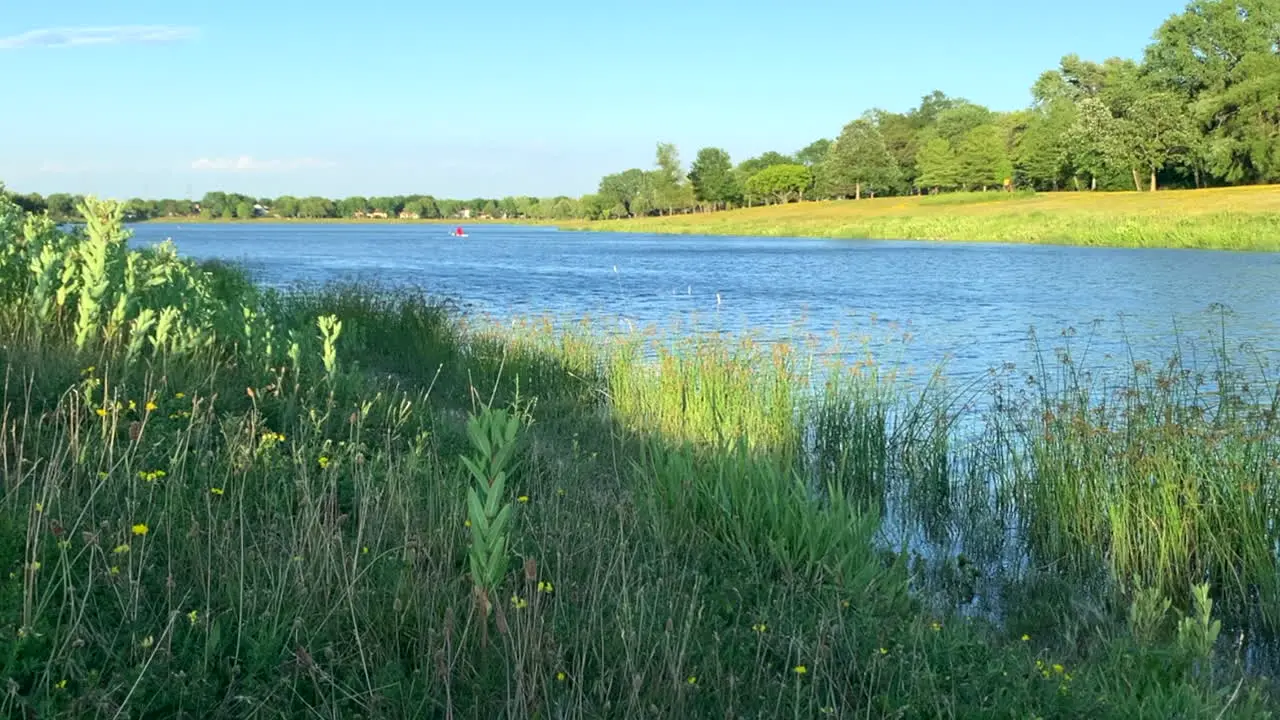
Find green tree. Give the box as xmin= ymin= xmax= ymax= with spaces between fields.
xmin=822 ymin=115 xmax=900 ymax=199
xmin=1015 ymin=100 xmax=1076 ymax=190
xmin=934 ymin=103 xmax=995 ymax=146
xmin=1145 ymin=0 xmax=1280 ymax=183
xmin=235 ymin=201 xmax=255 ymax=219
xmin=298 ymin=197 xmax=335 ymax=219
xmin=1066 ymin=97 xmax=1124 ymax=190
xmin=598 ymin=169 xmax=650 ymax=217
xmin=1124 ymin=91 xmax=1195 ymax=190
xmin=744 ymin=164 xmax=813 ymax=204
xmin=956 ymin=125 xmax=1013 ymax=190
xmin=795 ymin=139 xmax=832 ymax=167
xmin=44 ymin=193 xmax=77 ymax=220
xmin=915 ymin=134 xmax=960 ymax=191
xmin=274 ymin=196 xmax=300 ymax=218
xmin=871 ymin=110 xmax=921 ymax=192
xmin=688 ymin=147 xmax=740 ymax=209
xmin=651 ymin=142 xmax=691 ymax=214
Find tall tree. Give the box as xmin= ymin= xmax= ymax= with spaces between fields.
xmin=956 ymin=125 xmax=1014 ymax=190
xmin=598 ymin=169 xmax=650 ymax=217
xmin=795 ymin=139 xmax=832 ymax=166
xmin=688 ymin=147 xmax=740 ymax=210
xmin=1145 ymin=0 xmax=1280 ymax=183
xmin=915 ymin=134 xmax=960 ymax=191
xmin=822 ymin=115 xmax=900 ymax=199
xmin=1015 ymin=100 xmax=1076 ymax=190
xmin=1124 ymin=91 xmax=1196 ymax=190
xmin=652 ymin=142 xmax=693 ymax=214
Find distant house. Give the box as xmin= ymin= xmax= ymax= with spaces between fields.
xmin=398 ymin=210 xmax=420 ymax=219
xmin=252 ymin=203 xmax=269 ymax=217
xmin=459 ymin=207 xmax=472 ymax=219
xmin=368 ymin=210 xmax=388 ymax=219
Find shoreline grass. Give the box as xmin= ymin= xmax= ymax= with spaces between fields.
xmin=1 ymin=194 xmax=1276 ymax=716
xmin=563 ymin=185 xmax=1280 ymax=251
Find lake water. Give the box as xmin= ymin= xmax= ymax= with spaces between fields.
xmin=129 ymin=222 xmax=1280 ymax=389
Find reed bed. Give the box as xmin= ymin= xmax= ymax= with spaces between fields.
xmin=0 ymin=194 xmax=1273 ymax=717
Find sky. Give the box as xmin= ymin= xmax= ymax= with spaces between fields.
xmin=0 ymin=0 xmax=1191 ymax=201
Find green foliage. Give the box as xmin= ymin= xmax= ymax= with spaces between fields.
xmin=956 ymin=124 xmax=1014 ymax=189
xmin=915 ymin=134 xmax=961 ymax=190
xmin=822 ymin=115 xmax=901 ymax=199
xmin=688 ymin=147 xmax=741 ymax=208
xmin=743 ymin=163 xmax=813 ymax=205
xmin=461 ymin=407 xmax=523 ymax=600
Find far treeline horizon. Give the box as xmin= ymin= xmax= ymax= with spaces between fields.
xmin=7 ymin=0 xmax=1278 ymax=224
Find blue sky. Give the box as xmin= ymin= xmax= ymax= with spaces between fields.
xmin=1 ymin=0 xmax=1188 ymax=200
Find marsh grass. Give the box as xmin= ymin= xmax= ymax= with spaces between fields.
xmin=0 ymin=193 xmax=1274 ymax=717
xmin=562 ymin=184 xmax=1280 ymax=250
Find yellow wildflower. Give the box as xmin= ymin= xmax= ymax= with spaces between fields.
xmin=1021 ymin=634 xmax=1030 ymax=642
xmin=318 ymin=456 xmax=330 ymax=469
xmin=131 ymin=523 xmax=148 ymax=536
xmin=128 ymin=400 xmax=137 ymax=411
xmin=793 ymin=665 xmax=807 ymax=675
xmin=511 ymin=594 xmax=528 ymax=609
xmin=109 ymin=566 xmax=120 ymax=575
xmin=140 ymin=635 xmax=154 ymax=648
xmin=210 ymin=487 xmax=224 ymax=496
xmin=537 ymin=580 xmax=554 ymax=593
xmin=517 ymin=495 xmax=529 ymax=503
xmin=55 ymin=679 xmax=67 ymax=690
xmin=96 ymin=408 xmax=108 ymax=417
xmin=878 ymin=647 xmax=888 ymax=655
xmin=686 ymin=675 xmax=697 ymax=685
xmin=931 ymin=621 xmax=942 ymax=632
xmin=34 ymin=503 xmax=43 ymax=513
xmin=187 ymin=609 xmax=198 ymax=625
xmin=113 ymin=544 xmax=130 ymax=554
xmin=752 ymin=623 xmax=767 ymax=633
xmin=175 ymin=392 xmax=185 ymax=399
xmin=555 ymin=671 xmax=566 ymax=682
xmin=145 ymin=401 xmax=158 ymax=412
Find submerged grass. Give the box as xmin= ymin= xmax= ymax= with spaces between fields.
xmin=562 ymin=185 xmax=1280 ymax=251
xmin=0 ymin=194 xmax=1276 ymax=717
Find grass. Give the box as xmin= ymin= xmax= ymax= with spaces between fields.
xmin=562 ymin=185 xmax=1280 ymax=251
xmin=1 ymin=194 xmax=1277 ymax=717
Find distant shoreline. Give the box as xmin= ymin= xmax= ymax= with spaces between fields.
xmin=134 ymin=216 xmax=515 ymax=225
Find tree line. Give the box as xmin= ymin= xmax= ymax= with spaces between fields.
xmin=7 ymin=0 xmax=1277 ymax=224
xmin=1 ymin=190 xmax=589 ymax=223
xmin=585 ymin=0 xmax=1279 ymax=217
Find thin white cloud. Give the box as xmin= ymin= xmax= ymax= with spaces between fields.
xmin=0 ymin=25 xmax=197 ymax=50
xmin=191 ymin=156 xmax=338 ymax=172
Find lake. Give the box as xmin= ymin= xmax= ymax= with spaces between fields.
xmin=129 ymin=222 xmax=1280 ymax=388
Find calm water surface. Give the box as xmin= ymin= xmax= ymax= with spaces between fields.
xmin=130 ymin=222 xmax=1280 ymax=385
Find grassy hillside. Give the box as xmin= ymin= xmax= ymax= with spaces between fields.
xmin=565 ymin=186 xmax=1280 ymax=250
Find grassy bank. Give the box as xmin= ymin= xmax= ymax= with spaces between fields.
xmin=564 ymin=185 xmax=1280 ymax=251
xmin=1 ymin=195 xmax=1277 ymax=717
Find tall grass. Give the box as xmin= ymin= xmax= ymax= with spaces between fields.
xmin=0 ymin=192 xmax=1273 ymax=717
